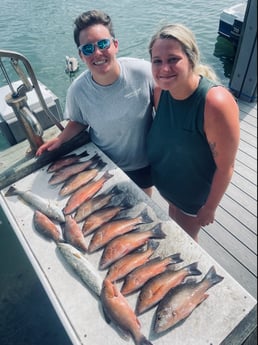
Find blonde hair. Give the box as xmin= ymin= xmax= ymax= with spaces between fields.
xmin=149 ymin=23 xmax=219 ymax=82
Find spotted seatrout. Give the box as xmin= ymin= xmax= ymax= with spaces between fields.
xmin=153 ymin=265 xmax=224 ymax=333
xmin=57 ymin=242 xmax=102 ymax=296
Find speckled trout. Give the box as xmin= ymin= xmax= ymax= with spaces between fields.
xmin=153 ymin=265 xmax=224 ymax=333
xmin=100 ymin=279 xmax=153 ymax=345
xmin=57 ymin=242 xmax=102 ymax=296
xmin=5 ymin=185 xmax=65 ymax=223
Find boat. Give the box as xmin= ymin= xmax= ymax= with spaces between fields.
xmin=218 ymin=2 xmax=247 ymax=45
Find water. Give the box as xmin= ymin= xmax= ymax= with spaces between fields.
xmin=0 ymin=1 xmax=240 ymax=344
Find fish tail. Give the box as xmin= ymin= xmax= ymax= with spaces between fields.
xmin=103 ymin=171 xmax=114 ymax=180
xmin=169 ymin=253 xmax=183 ymax=265
xmin=78 ymin=150 xmax=89 ymax=158
xmin=147 ymin=239 xmax=160 ymax=252
xmin=5 ymin=186 xmax=17 ymax=197
xmin=150 ymin=223 xmax=166 ymax=239
xmin=140 ymin=208 xmax=153 ymax=224
xmin=96 ymin=159 xmax=107 ymax=170
xmin=204 ymin=266 xmax=224 ymax=286
xmin=135 ymin=335 xmax=154 ymax=345
xmin=90 ymin=153 xmax=101 ymax=162
xmin=187 ymin=262 xmax=202 ymax=276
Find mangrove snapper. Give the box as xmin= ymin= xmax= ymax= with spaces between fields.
xmin=48 ymin=153 xmax=100 ymax=185
xmin=136 ymin=262 xmax=202 ymax=315
xmin=47 ymin=150 xmax=89 ymax=173
xmin=63 ymin=215 xmax=88 ymax=252
xmin=5 ymin=185 xmax=65 ymax=223
xmin=74 ymin=186 xmax=121 ymax=223
xmin=63 ymin=171 xmax=114 ymax=215
xmin=99 ymin=223 xmax=166 ymax=270
xmin=106 ymin=240 xmax=159 ymax=283
xmin=88 ymin=208 xmax=152 ymax=253
xmin=154 ymin=265 xmax=224 ymax=333
xmin=82 ymin=199 xmax=131 ymax=236
xmin=33 ymin=210 xmax=62 ymax=242
xmin=57 ymin=242 xmax=102 ymax=296
xmin=121 ymin=253 xmax=183 ymax=296
xmin=100 ymin=279 xmax=153 ymax=345
xmin=59 ymin=159 xmax=106 ymax=197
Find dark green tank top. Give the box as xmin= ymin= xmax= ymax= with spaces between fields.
xmin=147 ymin=76 xmax=217 ymax=214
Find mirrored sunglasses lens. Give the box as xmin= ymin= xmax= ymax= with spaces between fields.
xmin=82 ymin=44 xmax=94 ymax=56
xmin=97 ymin=39 xmax=111 ymax=50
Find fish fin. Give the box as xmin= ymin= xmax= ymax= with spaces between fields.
xmin=5 ymin=186 xmax=17 ymax=197
xmin=188 ymin=262 xmax=202 ymax=276
xmin=140 ymin=207 xmax=153 ymax=223
xmin=169 ymin=253 xmax=183 ymax=264
xmin=147 ymin=239 xmax=160 ymax=251
xmin=78 ymin=150 xmax=89 ymax=158
xmin=150 ymin=223 xmax=166 ymax=239
xmin=204 ymin=266 xmax=224 ymax=286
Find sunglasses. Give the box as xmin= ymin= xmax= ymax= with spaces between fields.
xmin=79 ymin=38 xmax=113 ymax=56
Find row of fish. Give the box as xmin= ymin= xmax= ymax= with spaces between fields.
xmin=4 ymin=149 xmax=224 ymax=344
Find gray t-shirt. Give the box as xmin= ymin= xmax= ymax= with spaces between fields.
xmin=64 ymin=57 xmax=154 ymax=171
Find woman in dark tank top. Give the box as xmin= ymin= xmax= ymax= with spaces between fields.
xmin=147 ymin=23 xmax=240 ymax=242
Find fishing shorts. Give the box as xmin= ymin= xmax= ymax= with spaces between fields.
xmin=124 ymin=165 xmax=153 ymax=189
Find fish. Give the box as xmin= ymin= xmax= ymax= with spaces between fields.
xmin=48 ymin=153 xmax=100 ymax=186
xmin=135 ymin=262 xmax=202 ymax=315
xmin=62 ymin=171 xmax=114 ymax=215
xmin=121 ymin=253 xmax=183 ymax=296
xmin=153 ymin=265 xmax=224 ymax=333
xmin=59 ymin=159 xmax=106 ymax=197
xmin=100 ymin=279 xmax=153 ymax=345
xmin=5 ymin=185 xmax=65 ymax=223
xmin=62 ymin=215 xmax=88 ymax=252
xmin=47 ymin=150 xmax=89 ymax=173
xmin=88 ymin=208 xmax=153 ymax=253
xmin=74 ymin=186 xmax=121 ymax=223
xmin=33 ymin=210 xmax=63 ymax=242
xmin=82 ymin=198 xmax=131 ymax=236
xmin=57 ymin=242 xmax=102 ymax=296
xmin=99 ymin=223 xmax=166 ymax=270
xmin=106 ymin=240 xmax=159 ymax=283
